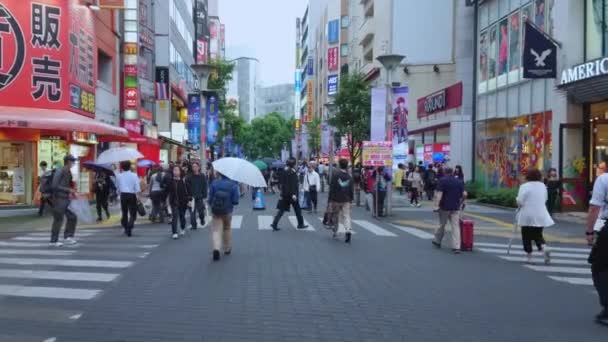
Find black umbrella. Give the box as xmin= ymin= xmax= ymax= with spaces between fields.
xmin=82 ymin=161 xmax=114 ymax=176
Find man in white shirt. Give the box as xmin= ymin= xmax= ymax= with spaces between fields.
xmin=587 ymin=173 xmax=608 ymax=324
xmin=116 ymin=161 xmax=141 ymax=237
xmin=303 ymin=163 xmax=321 ymax=213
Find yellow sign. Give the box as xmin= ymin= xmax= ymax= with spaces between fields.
xmin=179 ymin=108 xmax=188 ymax=123
xmin=295 ymin=119 xmax=300 ymax=131
xmin=306 ymin=80 xmax=314 ymax=122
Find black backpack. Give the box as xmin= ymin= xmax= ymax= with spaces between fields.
xmin=39 ymin=170 xmax=56 ymax=195
xmin=211 ymin=186 xmax=232 ymax=215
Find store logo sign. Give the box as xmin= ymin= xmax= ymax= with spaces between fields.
xmin=423 ymin=90 xmax=446 ymax=114
xmin=560 ymin=57 xmax=608 ymax=86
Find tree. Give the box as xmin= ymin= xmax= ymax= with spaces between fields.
xmin=241 ymin=113 xmax=292 ymax=159
xmin=328 ymin=72 xmax=371 ymax=166
xmin=306 ymin=116 xmax=322 ymax=159
xmin=206 ymin=59 xmax=235 ymax=158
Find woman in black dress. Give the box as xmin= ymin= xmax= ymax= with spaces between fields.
xmin=545 ymin=168 xmax=561 ymax=216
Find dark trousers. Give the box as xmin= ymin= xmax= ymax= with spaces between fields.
xmin=171 ymin=205 xmax=187 ymax=234
xmin=190 ymin=198 xmax=206 ymax=229
xmin=50 ymin=197 xmax=77 ymax=243
xmin=150 ymin=191 xmax=165 ymax=222
xmin=120 ymin=193 xmax=138 ymax=235
xmin=426 ymin=188 xmax=435 ymax=201
xmin=373 ymin=191 xmax=387 ymax=216
xmin=410 ymin=188 xmax=419 ymax=205
xmin=96 ymin=194 xmax=109 ymax=220
xmin=521 ymin=226 xmax=545 ymax=254
xmin=590 ymin=228 xmax=608 ymax=311
xmin=272 ymin=199 xmax=304 ymax=227
xmin=306 ymin=190 xmax=318 ymax=211
xmin=38 ymin=196 xmax=51 ymax=215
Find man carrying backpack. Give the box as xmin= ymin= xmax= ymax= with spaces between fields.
xmin=49 ymin=155 xmax=78 ymax=247
xmin=208 ymin=171 xmax=240 ymax=261
xmin=328 ymin=159 xmax=355 ymax=243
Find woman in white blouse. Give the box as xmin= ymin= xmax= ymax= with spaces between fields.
xmin=516 ymin=168 xmax=555 ymax=264
xmin=303 ymin=164 xmax=321 ymax=213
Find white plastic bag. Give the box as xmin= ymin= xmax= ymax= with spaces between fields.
xmin=144 ymin=198 xmax=152 ymax=210
xmin=68 ymin=199 xmax=94 ymax=224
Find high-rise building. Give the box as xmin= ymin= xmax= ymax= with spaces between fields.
xmin=228 ymin=57 xmax=260 ymax=123
xmin=257 ymin=84 xmax=296 ymax=120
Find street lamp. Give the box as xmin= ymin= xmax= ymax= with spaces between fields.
xmin=191 ymin=63 xmax=218 ymax=168
xmin=376 ymin=54 xmax=405 ymax=217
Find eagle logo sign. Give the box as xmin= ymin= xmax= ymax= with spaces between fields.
xmin=530 ymin=48 xmax=552 ymax=67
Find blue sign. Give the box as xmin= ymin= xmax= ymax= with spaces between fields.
xmin=295 ymin=71 xmax=301 ymax=92
xmin=328 ymin=20 xmax=339 ymax=44
xmin=307 ymin=57 xmax=314 ymax=76
xmin=327 ymin=74 xmax=338 ymax=95
xmin=187 ymin=94 xmax=201 ymax=145
xmin=206 ymin=96 xmax=219 ymax=145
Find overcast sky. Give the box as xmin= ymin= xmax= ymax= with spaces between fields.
xmin=220 ymin=0 xmax=307 ymax=86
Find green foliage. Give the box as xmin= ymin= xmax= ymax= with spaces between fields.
xmin=241 ymin=113 xmax=292 ymax=159
xmin=464 ymin=181 xmax=484 ymax=199
xmin=477 ymin=188 xmax=518 ymax=208
xmin=328 ymin=73 xmax=371 ymax=165
xmin=307 ymin=116 xmax=322 ymax=157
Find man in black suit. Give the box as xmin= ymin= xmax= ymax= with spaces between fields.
xmin=271 ymin=158 xmax=308 ymax=231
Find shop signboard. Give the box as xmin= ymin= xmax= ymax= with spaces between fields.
xmin=196 ymin=39 xmax=208 ymax=63
xmin=206 ymin=95 xmax=219 ymax=145
xmin=371 ymin=87 xmax=387 ymax=141
xmin=423 ymin=143 xmax=450 ymax=164
xmin=307 ymin=56 xmax=314 ymax=76
xmin=327 ymin=47 xmax=339 ymax=71
xmin=124 ymin=87 xmax=139 ymax=110
xmin=305 ymin=80 xmax=314 ymax=123
xmin=125 ymin=65 xmax=138 ymax=77
xmin=327 ymin=74 xmax=338 ymax=95
xmin=362 ymin=141 xmax=393 ymax=167
xmin=523 ymin=21 xmax=557 ymax=79
xmin=417 ymin=82 xmax=463 ymax=118
xmin=0 ymin=1 xmax=97 ymax=116
xmin=327 ymin=20 xmax=339 ymax=44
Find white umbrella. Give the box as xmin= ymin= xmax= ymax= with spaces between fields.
xmin=212 ymin=157 xmax=267 ymax=187
xmin=96 ymin=147 xmax=143 ymax=165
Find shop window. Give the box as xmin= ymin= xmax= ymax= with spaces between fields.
xmin=487 ymin=24 xmax=498 ymax=91
xmin=497 ymin=17 xmax=509 ymax=87
xmin=586 ymin=0 xmax=604 ymax=60
xmin=478 ymin=30 xmax=488 ymax=94
xmin=0 ymin=143 xmax=26 ymax=205
xmin=507 ymin=11 xmax=520 ymax=84
xmin=97 ymin=50 xmax=112 ymax=87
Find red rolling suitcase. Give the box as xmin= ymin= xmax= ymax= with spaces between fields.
xmin=459 ymin=218 xmax=474 ymax=251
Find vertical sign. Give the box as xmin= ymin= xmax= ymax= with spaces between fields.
xmin=294 ymin=70 xmax=301 ymax=120
xmin=187 ymin=94 xmax=201 ymax=146
xmin=306 ymin=79 xmax=314 ymax=123
xmin=155 ymin=66 xmax=170 ymax=127
xmin=307 ymin=56 xmax=314 ymax=75
xmin=220 ymin=24 xmax=225 ymax=59
xmin=327 ymin=47 xmax=339 ymax=71
xmin=209 ymin=18 xmax=219 ymax=60
xmin=327 ymin=19 xmax=339 ymax=44
xmin=371 ymin=87 xmax=387 ymax=141
xmin=391 ymin=86 xmax=409 ymax=145
xmin=68 ymin=1 xmax=97 ymax=117
xmin=122 ymin=0 xmax=139 ymax=120
xmin=206 ymin=95 xmax=219 ymax=145
xmin=327 ymin=74 xmax=338 ymax=95
xmin=196 ymin=39 xmax=208 ymax=63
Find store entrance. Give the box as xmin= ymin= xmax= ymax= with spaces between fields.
xmin=593 ymin=123 xmax=608 ymax=177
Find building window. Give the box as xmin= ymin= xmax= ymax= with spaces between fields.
xmin=341 ymin=15 xmax=349 ymax=28
xmin=340 ymin=43 xmax=349 ymax=57
xmin=97 ymin=50 xmax=112 ymax=86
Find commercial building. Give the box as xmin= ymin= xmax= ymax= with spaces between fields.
xmin=256 ymin=84 xmax=296 ymax=120
xmin=227 ymin=57 xmax=260 ymax=123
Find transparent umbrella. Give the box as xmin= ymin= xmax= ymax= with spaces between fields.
xmin=212 ymin=157 xmax=267 ymax=187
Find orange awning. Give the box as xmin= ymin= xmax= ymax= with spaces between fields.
xmin=0 ymin=106 xmax=127 ymax=137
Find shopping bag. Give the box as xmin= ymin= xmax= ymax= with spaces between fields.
xmin=144 ymin=198 xmax=152 ymax=210
xmin=299 ymin=191 xmax=309 ymax=209
xmin=137 ymin=201 xmax=147 ymax=217
xmin=68 ymin=199 xmax=94 ymax=224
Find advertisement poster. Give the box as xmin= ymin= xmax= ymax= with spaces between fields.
xmin=305 ymin=80 xmax=314 ymax=122
xmin=327 ymin=47 xmax=339 ymax=71
xmin=327 ymin=74 xmax=338 ymax=96
xmin=196 ymin=39 xmax=208 ymax=63
xmin=12 ymin=167 xmax=24 ymax=195
xmin=371 ymin=87 xmax=387 ymax=141
xmin=361 ymin=141 xmax=393 ymax=167
xmin=187 ymin=94 xmax=201 ymax=146
xmin=391 ymin=86 xmax=409 ymax=145
xmin=321 ymin=122 xmax=331 ymax=154
xmin=206 ymin=95 xmax=219 ymax=145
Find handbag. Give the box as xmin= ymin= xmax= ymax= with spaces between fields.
xmin=306 ymin=174 xmax=317 ymax=192
xmin=322 ymin=203 xmax=338 ymax=228
xmin=137 ymin=200 xmax=146 ymax=217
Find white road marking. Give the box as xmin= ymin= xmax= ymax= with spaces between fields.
xmin=0 ymin=249 xmax=76 ymax=256
xmin=258 ymin=215 xmax=274 ymax=230
xmin=478 ymin=248 xmax=589 ymax=259
xmin=498 ymin=256 xmax=589 ymax=265
xmin=288 ymin=216 xmax=315 ymax=231
xmin=0 ymin=241 xmax=158 ymax=249
xmin=231 ymin=215 xmax=243 ymax=229
xmin=0 ymin=285 xmax=101 ymax=300
xmin=547 ymin=276 xmax=594 ymax=286
xmin=69 ymin=314 xmax=82 ymax=320
xmin=22 ymin=232 xmax=95 ymax=237
xmin=390 ymin=224 xmax=434 ymax=239
xmin=476 ymin=242 xmax=590 ymax=254
xmin=353 ymin=220 xmax=397 ymax=237
xmin=43 ymin=338 xmax=57 ymax=342
xmin=0 ymin=257 xmax=133 ymax=268
xmin=0 ymin=269 xmax=119 ymax=282
xmin=524 ymin=265 xmax=591 ymax=275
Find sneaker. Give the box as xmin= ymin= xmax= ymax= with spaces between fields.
xmin=271 ymin=224 xmax=280 ymax=231
xmin=525 ymin=253 xmax=534 ymax=264
xmin=296 ymin=225 xmax=309 ymax=230
xmin=345 ymin=232 xmax=352 ymax=243
xmin=49 ymin=241 xmax=63 ymax=247
xmin=595 ymin=309 xmax=608 ymax=324
xmin=543 ymin=247 xmax=551 ymax=265
xmin=432 ymin=241 xmax=441 ymax=249
xmin=213 ymin=249 xmax=221 ymax=261
xmin=172 ymin=233 xmax=178 ymax=240
xmin=224 ymin=249 xmax=232 ymax=255
xmin=452 ymin=249 xmax=461 ymax=254
xmin=180 ymin=230 xmax=186 ymax=236
xmin=416 ymin=204 xmax=421 ymax=208
xmin=63 ymin=237 xmax=77 ymax=245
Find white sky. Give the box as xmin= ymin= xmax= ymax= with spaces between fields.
xmin=220 ymin=0 xmax=307 ymax=86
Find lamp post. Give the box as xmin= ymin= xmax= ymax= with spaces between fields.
xmin=324 ymin=101 xmax=337 ymax=188
xmin=191 ymin=63 xmax=217 ymax=169
xmin=376 ymin=54 xmax=405 ymax=217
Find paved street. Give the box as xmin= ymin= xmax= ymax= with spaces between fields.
xmin=0 ymin=193 xmax=605 ymax=342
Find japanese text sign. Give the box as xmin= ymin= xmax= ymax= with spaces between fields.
xmin=362 ymin=141 xmax=393 ymax=167
xmin=327 ymin=47 xmax=338 ymax=71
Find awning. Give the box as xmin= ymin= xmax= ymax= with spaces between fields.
xmin=159 ymin=135 xmax=197 ymax=150
xmin=99 ymin=131 xmax=162 ymax=146
xmin=0 ymin=106 xmax=127 ymax=137
xmin=557 ymin=74 xmax=608 ymax=104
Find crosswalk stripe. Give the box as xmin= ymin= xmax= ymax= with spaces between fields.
xmin=390 ymin=224 xmax=434 ymax=239
xmin=524 ymin=265 xmax=591 ymax=274
xmin=0 ymin=241 xmax=158 ymax=249
xmin=0 ymin=334 xmax=54 ymax=342
xmin=258 ymin=215 xmax=273 ymax=230
xmin=24 ymin=232 xmax=96 ymax=237
xmin=288 ymin=216 xmax=315 ymax=231
xmin=0 ymin=257 xmax=133 ymax=268
xmin=0 ymin=306 xmax=82 ymax=323
xmin=498 ymin=256 xmax=589 ymax=265
xmin=13 ymin=235 xmax=164 ymax=242
xmin=0 ymin=285 xmax=101 ymax=300
xmin=0 ymin=269 xmax=119 ymax=282
xmin=547 ymin=276 xmax=594 ymax=286
xmin=476 ymin=242 xmax=590 ymax=254
xmin=0 ymin=249 xmax=75 ymax=256
xmin=478 ymin=248 xmax=589 ymax=259
xmin=231 ymin=215 xmax=243 ymax=229
xmin=353 ymin=220 xmax=397 ymax=237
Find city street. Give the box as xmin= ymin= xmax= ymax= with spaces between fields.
xmin=0 ymin=193 xmax=605 ymax=342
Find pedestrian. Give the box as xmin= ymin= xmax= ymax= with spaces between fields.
xmin=49 ymin=155 xmax=78 ymax=247
xmin=395 ymin=164 xmax=405 ymax=195
xmin=37 ymin=161 xmax=52 ymax=216
xmin=328 ymin=159 xmax=354 ymax=243
xmin=431 ymin=167 xmax=466 ymax=254
xmin=93 ymin=172 xmax=111 ymax=222
xmin=587 ymin=169 xmax=608 ymax=325
xmin=454 ymin=165 xmax=465 ymax=181
xmin=208 ymin=171 xmax=240 ymax=261
xmin=545 ymin=168 xmax=561 ymax=216
xmin=516 ymin=168 xmax=554 ymax=264
xmin=148 ymin=165 xmax=166 ymax=223
xmin=167 ymin=165 xmax=192 ymax=239
xmin=116 ymin=161 xmax=140 ymax=237
xmin=186 ymin=161 xmax=208 ymax=229
xmin=271 ymin=157 xmax=308 ymax=231
xmin=303 ymin=163 xmax=321 ymax=213
xmin=372 ymin=166 xmax=391 ymax=217
xmin=408 ymin=165 xmax=424 ymax=207
xmin=424 ymin=164 xmax=438 ymax=200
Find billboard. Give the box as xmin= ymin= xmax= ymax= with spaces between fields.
xmin=327 ymin=74 xmax=338 ymax=96
xmin=391 ymin=86 xmax=409 ymax=145
xmin=328 ymin=19 xmax=339 ymax=44
xmin=0 ymin=1 xmax=97 ymax=117
xmin=327 ymin=47 xmax=339 ymax=71
xmin=307 ymin=56 xmax=314 ymax=75
xmin=209 ymin=18 xmax=220 ymax=60
xmin=187 ymin=94 xmax=201 ymax=146
xmin=362 ymin=141 xmax=393 ymax=167
xmin=305 ymin=80 xmax=313 ymax=123
xmin=294 ymin=70 xmax=301 ymax=120
xmin=370 ymin=87 xmax=387 ymax=141
xmin=196 ymin=39 xmax=208 ymax=63
xmin=206 ymin=95 xmax=219 ymax=145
